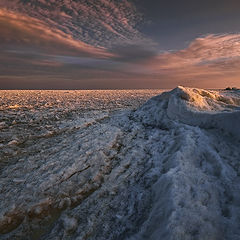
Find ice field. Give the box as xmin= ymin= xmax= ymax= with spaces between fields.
xmin=0 ymin=87 xmax=240 ymax=240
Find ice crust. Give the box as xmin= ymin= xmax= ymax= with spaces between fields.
xmin=0 ymin=87 xmax=240 ymax=240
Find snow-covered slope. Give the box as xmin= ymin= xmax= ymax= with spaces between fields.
xmin=0 ymin=87 xmax=240 ymax=240
xmin=137 ymin=86 xmax=240 ymax=139
xmin=132 ymin=87 xmax=240 ymax=240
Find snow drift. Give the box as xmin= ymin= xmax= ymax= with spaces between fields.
xmin=132 ymin=86 xmax=240 ymax=240
xmin=137 ymin=86 xmax=240 ymax=139
xmin=0 ymin=87 xmax=240 ymax=240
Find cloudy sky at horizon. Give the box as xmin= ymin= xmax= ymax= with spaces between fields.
xmin=0 ymin=0 xmax=240 ymax=89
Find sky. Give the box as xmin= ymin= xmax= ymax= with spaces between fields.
xmin=0 ymin=0 xmax=240 ymax=89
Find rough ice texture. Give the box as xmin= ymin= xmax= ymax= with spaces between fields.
xmin=138 ymin=86 xmax=240 ymax=139
xmin=0 ymin=87 xmax=240 ymax=240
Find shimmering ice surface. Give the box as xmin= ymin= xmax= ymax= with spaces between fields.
xmin=0 ymin=88 xmax=240 ymax=240
xmin=0 ymin=89 xmax=164 ymax=158
xmin=0 ymin=90 xmax=165 ymax=111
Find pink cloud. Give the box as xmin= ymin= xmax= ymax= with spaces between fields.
xmin=0 ymin=9 xmax=112 ymax=58
xmin=127 ymin=34 xmax=240 ymax=88
xmin=154 ymin=34 xmax=240 ymax=69
xmin=0 ymin=0 xmax=144 ymax=47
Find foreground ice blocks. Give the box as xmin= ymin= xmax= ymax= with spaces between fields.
xmin=0 ymin=87 xmax=240 ymax=240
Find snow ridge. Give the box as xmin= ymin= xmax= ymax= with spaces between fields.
xmin=137 ymin=86 xmax=240 ymax=139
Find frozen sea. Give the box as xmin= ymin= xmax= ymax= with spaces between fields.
xmin=0 ymin=87 xmax=240 ymax=240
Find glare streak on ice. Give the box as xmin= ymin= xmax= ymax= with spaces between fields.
xmin=0 ymin=87 xmax=240 ymax=240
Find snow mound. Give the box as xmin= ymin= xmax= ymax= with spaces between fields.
xmin=131 ymin=87 xmax=240 ymax=240
xmin=137 ymin=86 xmax=240 ymax=139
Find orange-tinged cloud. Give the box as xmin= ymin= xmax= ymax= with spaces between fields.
xmin=130 ymin=34 xmax=240 ymax=88
xmin=0 ymin=0 xmax=144 ymax=48
xmin=144 ymin=34 xmax=240 ymax=70
xmin=0 ymin=9 xmax=112 ymax=58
